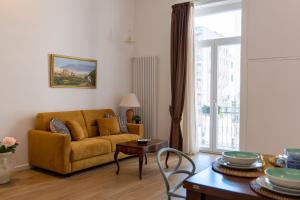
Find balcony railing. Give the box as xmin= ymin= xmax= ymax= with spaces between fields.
xmin=197 ymin=106 xmax=240 ymax=150
xmin=217 ymin=106 xmax=240 ymax=150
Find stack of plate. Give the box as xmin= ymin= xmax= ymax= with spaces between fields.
xmin=285 ymin=148 xmax=300 ymax=169
xmin=255 ymin=168 xmax=300 ymax=197
xmin=216 ymin=151 xmax=263 ymax=170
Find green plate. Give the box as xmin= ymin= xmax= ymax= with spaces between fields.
xmin=265 ymin=168 xmax=300 ymax=189
xmin=223 ymin=151 xmax=258 ymax=159
xmin=266 ymin=168 xmax=300 ymax=181
xmin=222 ymin=151 xmax=259 ymax=165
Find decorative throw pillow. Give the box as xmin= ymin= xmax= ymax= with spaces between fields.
xmin=49 ymin=118 xmax=70 ymax=134
xmin=97 ymin=117 xmax=121 ymax=136
xmin=118 ymin=115 xmax=128 ymax=133
xmin=104 ymin=111 xmax=128 ymax=133
xmin=66 ymin=120 xmax=86 ymax=141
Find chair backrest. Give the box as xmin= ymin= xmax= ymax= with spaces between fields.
xmin=156 ymin=147 xmax=196 ymax=199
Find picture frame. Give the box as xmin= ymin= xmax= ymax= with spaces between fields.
xmin=50 ymin=54 xmax=97 ymax=89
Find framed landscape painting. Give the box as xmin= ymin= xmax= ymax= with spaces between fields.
xmin=50 ymin=54 xmax=97 ymax=88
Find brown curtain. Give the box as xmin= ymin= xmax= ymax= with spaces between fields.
xmin=169 ymin=2 xmax=191 ymax=151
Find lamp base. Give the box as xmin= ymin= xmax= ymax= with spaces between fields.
xmin=126 ymin=109 xmax=134 ymax=123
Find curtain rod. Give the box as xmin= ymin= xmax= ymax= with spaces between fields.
xmin=193 ymin=0 xmax=226 ymax=4
xmin=173 ymin=0 xmax=240 ymax=6
xmin=192 ymin=0 xmax=240 ymax=5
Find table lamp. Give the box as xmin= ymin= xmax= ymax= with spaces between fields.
xmin=119 ymin=93 xmax=141 ymax=123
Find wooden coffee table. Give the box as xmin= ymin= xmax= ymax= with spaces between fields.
xmin=114 ymin=139 xmax=168 ymax=180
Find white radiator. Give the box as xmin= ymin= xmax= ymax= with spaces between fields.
xmin=132 ymin=56 xmax=158 ymax=139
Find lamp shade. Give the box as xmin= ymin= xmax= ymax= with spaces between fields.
xmin=119 ymin=93 xmax=141 ymax=107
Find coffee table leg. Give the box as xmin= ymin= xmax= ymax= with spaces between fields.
xmin=145 ymin=154 xmax=148 ymax=165
xmin=139 ymin=154 xmax=144 ymax=180
xmin=114 ymin=150 xmax=120 ymax=175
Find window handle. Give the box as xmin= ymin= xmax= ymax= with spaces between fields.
xmin=213 ymin=99 xmax=217 ymax=106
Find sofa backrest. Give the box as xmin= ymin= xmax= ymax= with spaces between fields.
xmin=35 ymin=110 xmax=89 ymax=138
xmin=81 ymin=109 xmax=116 ymax=137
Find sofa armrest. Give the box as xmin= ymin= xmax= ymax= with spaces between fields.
xmin=28 ymin=130 xmax=71 ymax=174
xmin=127 ymin=123 xmax=144 ymax=137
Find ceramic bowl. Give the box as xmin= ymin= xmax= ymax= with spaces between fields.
xmin=222 ymin=151 xmax=259 ymax=165
xmin=265 ymin=168 xmax=300 ymax=189
xmin=285 ymin=148 xmax=300 ymax=161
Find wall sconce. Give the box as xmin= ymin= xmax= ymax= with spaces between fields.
xmin=125 ymin=27 xmax=135 ymax=44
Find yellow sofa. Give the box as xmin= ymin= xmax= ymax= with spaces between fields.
xmin=28 ymin=109 xmax=144 ymax=174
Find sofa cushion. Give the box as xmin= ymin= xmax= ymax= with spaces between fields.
xmin=70 ymin=138 xmax=111 ymax=162
xmin=66 ymin=120 xmax=86 ymax=141
xmin=97 ymin=117 xmax=120 ymax=136
xmin=35 ymin=111 xmax=88 ymax=138
xmin=98 ymin=134 xmax=140 ymax=151
xmin=81 ymin=109 xmax=116 ymax=138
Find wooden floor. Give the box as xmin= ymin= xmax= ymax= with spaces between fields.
xmin=0 ymin=153 xmax=217 ymax=200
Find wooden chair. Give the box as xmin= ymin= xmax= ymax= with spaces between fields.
xmin=156 ymin=147 xmax=196 ymax=200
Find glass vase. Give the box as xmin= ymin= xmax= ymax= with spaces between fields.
xmin=0 ymin=152 xmax=13 ymax=184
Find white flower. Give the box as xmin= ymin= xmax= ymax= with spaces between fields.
xmin=2 ymin=137 xmax=17 ymax=148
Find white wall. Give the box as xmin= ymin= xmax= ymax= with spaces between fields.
xmin=0 ymin=0 xmax=135 ymax=168
xmin=134 ymin=0 xmax=300 ymax=155
xmin=135 ymin=0 xmax=176 ymax=141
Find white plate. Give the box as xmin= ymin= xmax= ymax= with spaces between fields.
xmin=256 ymin=176 xmax=300 ymax=197
xmin=216 ymin=157 xmax=263 ymax=170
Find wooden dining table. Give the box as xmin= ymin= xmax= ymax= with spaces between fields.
xmin=183 ymin=166 xmax=269 ymax=200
